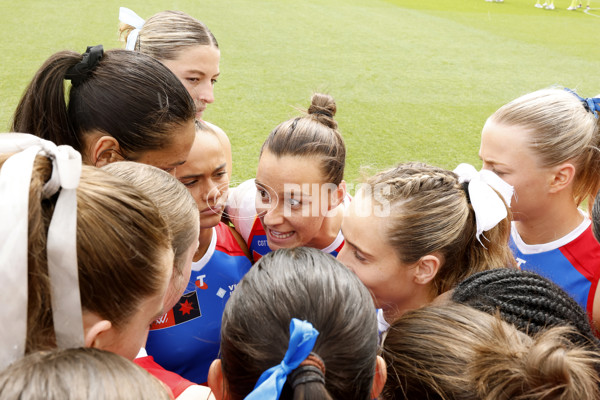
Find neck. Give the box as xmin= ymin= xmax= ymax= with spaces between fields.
xmin=383 ymin=288 xmax=434 ymax=323
xmin=193 ymin=227 xmax=214 ymax=262
xmin=306 ymin=203 xmax=345 ymax=249
xmin=515 ymin=198 xmax=584 ymax=245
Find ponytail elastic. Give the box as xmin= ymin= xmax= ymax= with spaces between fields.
xmin=453 ymin=163 xmax=513 ymax=245
xmin=119 ymin=7 xmax=146 ymax=51
xmin=0 ymin=133 xmax=83 ymax=370
xmin=289 ymin=353 xmax=326 ymax=389
xmin=565 ymin=88 xmax=600 ymax=119
xmin=64 ymin=45 xmax=104 ymax=86
xmin=245 ymin=318 xmax=320 ymax=400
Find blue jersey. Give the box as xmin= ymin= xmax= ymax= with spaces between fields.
xmin=145 ymin=222 xmax=252 ymax=384
xmin=510 ymin=220 xmax=600 ymax=316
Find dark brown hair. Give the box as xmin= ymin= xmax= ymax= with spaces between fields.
xmin=260 ymin=93 xmax=345 ymax=185
xmin=220 ymin=247 xmax=378 ymax=400
xmin=11 ymin=49 xmax=195 ymax=160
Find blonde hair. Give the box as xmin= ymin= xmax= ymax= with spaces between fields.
xmin=102 ymin=161 xmax=199 ymax=278
xmin=365 ymin=162 xmax=515 ymax=296
xmin=381 ymin=303 xmax=600 ymax=400
xmin=119 ymin=10 xmax=218 ymax=60
xmin=4 ymin=154 xmax=172 ymax=352
xmin=490 ymin=88 xmax=600 ymax=205
xmin=0 ymin=348 xmax=171 ymax=399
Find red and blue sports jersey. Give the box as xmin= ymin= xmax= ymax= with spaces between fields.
xmin=145 ymin=222 xmax=252 ymax=384
xmin=510 ymin=219 xmax=600 ymax=316
xmin=227 ymin=179 xmax=346 ymax=262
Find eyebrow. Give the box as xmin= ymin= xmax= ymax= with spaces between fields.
xmin=340 ymin=231 xmax=373 ymax=258
xmin=186 ymin=69 xmax=221 ymax=78
xmin=169 ymin=160 xmax=187 ymax=168
xmin=178 ymin=163 xmax=227 ymax=180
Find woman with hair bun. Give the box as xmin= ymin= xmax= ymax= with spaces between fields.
xmin=208 ymin=247 xmax=386 ymax=400
xmin=11 ymin=45 xmax=196 ymax=174
xmin=479 ymin=87 xmax=600 ymax=329
xmin=381 ymin=303 xmax=600 ymax=400
xmin=228 ymin=93 xmax=348 ymax=262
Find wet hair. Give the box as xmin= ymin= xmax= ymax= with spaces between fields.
xmin=220 ymin=247 xmax=378 ymax=400
xmin=260 ymin=93 xmax=346 ymax=185
xmin=0 ymin=347 xmax=171 ymax=400
xmin=102 ymin=161 xmax=199 ymax=286
xmin=489 ymin=87 xmax=600 ymax=206
xmin=11 ymin=48 xmax=195 ymax=161
xmin=381 ymin=303 xmax=600 ymax=400
xmin=451 ymin=268 xmax=599 ymax=349
xmin=1 ymin=153 xmax=172 ymax=352
xmin=119 ymin=10 xmax=218 ymax=60
xmin=363 ymin=162 xmax=515 ymax=297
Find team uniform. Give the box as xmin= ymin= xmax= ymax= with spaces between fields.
xmin=227 ymin=179 xmax=346 ymax=262
xmin=510 ymin=218 xmax=600 ymax=317
xmin=145 ymin=222 xmax=252 ymax=384
xmin=135 ymin=348 xmax=196 ymax=398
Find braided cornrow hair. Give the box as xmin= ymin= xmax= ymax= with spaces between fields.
xmin=366 ymin=162 xmax=515 ymax=296
xmin=452 ymin=268 xmax=600 ymax=349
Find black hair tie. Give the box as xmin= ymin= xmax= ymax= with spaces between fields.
xmin=289 ymin=365 xmax=326 ymax=389
xmin=65 ymin=45 xmax=104 ymax=86
xmin=461 ymin=181 xmax=471 ymax=204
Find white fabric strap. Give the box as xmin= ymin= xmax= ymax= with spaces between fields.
xmin=0 ymin=133 xmax=83 ymax=369
xmin=453 ymin=163 xmax=514 ymax=244
xmin=119 ymin=7 xmax=145 ymax=51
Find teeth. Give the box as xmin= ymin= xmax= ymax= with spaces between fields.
xmin=270 ymin=230 xmax=294 ymax=239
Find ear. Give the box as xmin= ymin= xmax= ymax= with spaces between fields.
xmin=413 ymin=254 xmax=442 ymax=285
xmin=327 ymin=180 xmax=347 ymax=211
xmin=548 ymin=162 xmax=575 ymax=194
xmin=83 ymin=318 xmax=112 ymax=349
xmin=370 ymin=355 xmax=387 ymax=399
xmin=90 ymin=135 xmax=123 ymax=167
xmin=208 ymin=359 xmax=227 ymax=400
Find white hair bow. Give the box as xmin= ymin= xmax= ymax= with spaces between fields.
xmin=453 ymin=163 xmax=513 ymax=245
xmin=0 ymin=133 xmax=83 ymax=370
xmin=119 ymin=7 xmax=146 ymax=51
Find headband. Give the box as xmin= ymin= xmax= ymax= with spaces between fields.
xmin=119 ymin=7 xmax=146 ymax=51
xmin=65 ymin=45 xmax=104 ymax=86
xmin=453 ymin=163 xmax=513 ymax=245
xmin=565 ymin=88 xmax=600 ymax=119
xmin=245 ymin=318 xmax=320 ymax=400
xmin=0 ymin=133 xmax=83 ymax=370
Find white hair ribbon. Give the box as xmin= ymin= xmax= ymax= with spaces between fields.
xmin=0 ymin=133 xmax=83 ymax=370
xmin=119 ymin=7 xmax=145 ymax=51
xmin=453 ymin=163 xmax=514 ymax=245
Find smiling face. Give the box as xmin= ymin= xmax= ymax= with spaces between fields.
xmin=162 ymin=45 xmax=220 ymax=120
xmin=255 ymin=151 xmax=337 ymax=250
xmin=337 ymin=192 xmax=420 ymax=320
xmin=177 ymin=130 xmax=228 ymax=229
xmin=479 ymin=119 xmax=554 ymax=222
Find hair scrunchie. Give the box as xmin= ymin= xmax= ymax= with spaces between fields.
xmin=565 ymin=88 xmax=600 ymax=119
xmin=64 ymin=45 xmax=104 ymax=86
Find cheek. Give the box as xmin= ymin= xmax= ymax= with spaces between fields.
xmin=289 ymin=216 xmax=321 ymax=237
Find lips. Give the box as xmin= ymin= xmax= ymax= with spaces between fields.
xmin=200 ymin=203 xmax=223 ymax=215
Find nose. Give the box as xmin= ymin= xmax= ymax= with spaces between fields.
xmin=202 ymin=179 xmax=221 ymax=202
xmin=262 ymin=202 xmax=284 ymax=226
xmin=195 ymin=81 xmax=215 ymax=105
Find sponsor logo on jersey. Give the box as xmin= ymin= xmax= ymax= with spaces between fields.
xmin=150 ymin=291 xmax=202 ymax=330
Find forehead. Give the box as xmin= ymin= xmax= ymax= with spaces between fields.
xmin=480 ymin=119 xmax=533 ymax=159
xmin=170 ymin=45 xmax=220 ymax=69
xmin=177 ymin=132 xmax=226 ymax=175
xmin=256 ymin=151 xmax=326 ymax=191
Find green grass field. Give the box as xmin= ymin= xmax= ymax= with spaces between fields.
xmin=1 ymin=0 xmax=598 ymax=186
